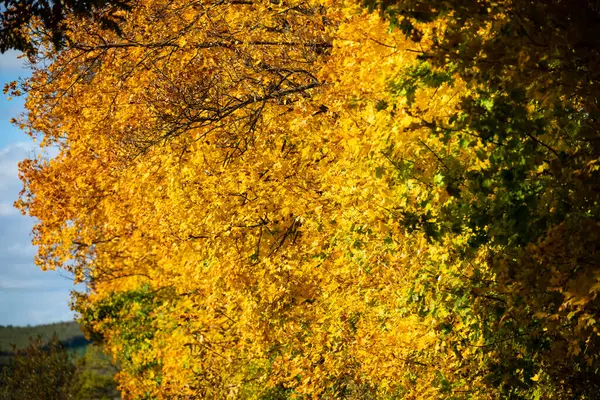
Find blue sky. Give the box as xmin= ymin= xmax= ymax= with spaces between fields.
xmin=0 ymin=50 xmax=76 ymax=326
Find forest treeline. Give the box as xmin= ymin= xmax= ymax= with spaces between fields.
xmin=4 ymin=0 xmax=600 ymax=398
xmin=0 ymin=321 xmax=87 ymax=351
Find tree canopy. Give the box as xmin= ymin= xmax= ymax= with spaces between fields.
xmin=0 ymin=0 xmax=131 ymax=54
xmin=10 ymin=0 xmax=600 ymax=398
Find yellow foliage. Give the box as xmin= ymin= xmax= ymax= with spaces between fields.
xmin=16 ymin=0 xmax=572 ymax=398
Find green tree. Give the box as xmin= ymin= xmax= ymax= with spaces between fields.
xmin=77 ymin=346 xmax=120 ymax=400
xmin=366 ymin=0 xmax=600 ymax=397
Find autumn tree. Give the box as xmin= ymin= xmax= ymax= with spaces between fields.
xmin=16 ymin=0 xmax=341 ymax=397
xmin=12 ymin=0 xmax=600 ymax=398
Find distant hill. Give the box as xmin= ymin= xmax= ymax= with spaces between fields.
xmin=0 ymin=321 xmax=90 ymax=365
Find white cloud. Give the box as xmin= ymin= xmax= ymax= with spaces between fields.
xmin=0 ymin=277 xmax=53 ymax=290
xmin=3 ymin=242 xmax=36 ymax=258
xmin=0 ymin=141 xmax=37 ymax=190
xmin=0 ymin=202 xmax=17 ymax=216
xmin=0 ymin=50 xmax=28 ymax=71
xmin=0 ymin=140 xmax=37 ymax=158
xmin=0 ymin=141 xmax=74 ymax=326
xmin=0 ymin=290 xmax=75 ymax=326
